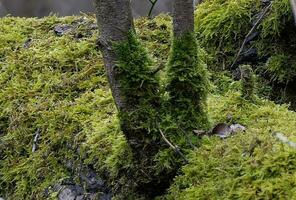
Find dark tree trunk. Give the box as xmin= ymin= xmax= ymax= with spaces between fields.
xmin=173 ymin=0 xmax=194 ymax=37
xmin=94 ymin=0 xmax=164 ymax=198
xmin=94 ymin=0 xmax=134 ymax=111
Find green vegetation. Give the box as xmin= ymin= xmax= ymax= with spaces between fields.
xmin=1 ymin=0 xmax=296 ymax=198
xmin=195 ymin=0 xmax=295 ymax=81
xmin=168 ymin=91 xmax=296 ymax=199
xmin=240 ymin=65 xmax=255 ymax=101
xmin=166 ymin=32 xmax=210 ymax=131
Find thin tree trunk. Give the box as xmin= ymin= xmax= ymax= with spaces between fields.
xmin=173 ymin=0 xmax=195 ymax=37
xmin=94 ymin=0 xmax=133 ymax=111
xmin=94 ymin=1 xmax=164 ymax=197
xmin=167 ymin=0 xmax=210 ymax=131
xmin=289 ymin=0 xmax=296 ymax=25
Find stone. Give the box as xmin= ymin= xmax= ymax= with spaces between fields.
xmin=57 ymin=185 xmax=83 ymax=200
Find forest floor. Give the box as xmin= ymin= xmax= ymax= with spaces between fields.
xmin=1 ymin=0 xmax=296 ymax=199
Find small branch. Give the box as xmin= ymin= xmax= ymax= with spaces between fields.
xmin=230 ymin=2 xmax=273 ymax=69
xmin=148 ymin=0 xmax=158 ymax=18
xmin=272 ymin=132 xmax=296 ymax=149
xmin=159 ymin=129 xmax=189 ymax=163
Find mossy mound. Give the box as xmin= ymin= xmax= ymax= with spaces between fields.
xmin=195 ymin=0 xmax=294 ymax=74
xmin=168 ymin=90 xmax=296 ymax=199
xmin=195 ymin=0 xmax=296 ymax=105
xmin=0 ymin=12 xmax=296 ymax=200
xmin=0 ymin=14 xmax=174 ymax=199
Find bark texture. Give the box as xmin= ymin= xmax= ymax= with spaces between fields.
xmin=173 ymin=0 xmax=195 ymax=37
xmin=94 ymin=0 xmax=134 ymax=111
xmin=289 ymin=0 xmax=296 ymax=25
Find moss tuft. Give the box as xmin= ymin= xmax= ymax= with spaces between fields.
xmin=240 ymin=64 xmax=255 ymax=100
xmin=166 ymin=32 xmax=210 ymax=131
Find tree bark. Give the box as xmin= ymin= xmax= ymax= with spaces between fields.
xmin=94 ymin=0 xmax=134 ymax=111
xmin=167 ymin=0 xmax=210 ymax=131
xmin=289 ymin=0 xmax=296 ymax=25
xmin=173 ymin=0 xmax=195 ymax=37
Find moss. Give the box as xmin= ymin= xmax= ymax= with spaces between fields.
xmin=0 ymin=14 xmax=178 ymax=199
xmin=166 ymin=32 xmax=210 ymax=131
xmin=167 ymin=91 xmax=296 ymax=199
xmin=1 ymin=11 xmax=296 ymax=200
xmin=113 ymin=31 xmax=160 ymax=134
xmin=0 ymin=15 xmax=120 ymax=199
xmin=195 ymin=0 xmax=296 ymax=82
xmin=195 ymin=0 xmax=259 ymax=70
xmin=240 ymin=64 xmax=255 ymax=100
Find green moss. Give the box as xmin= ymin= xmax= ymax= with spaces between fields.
xmin=166 ymin=32 xmax=210 ymax=131
xmin=1 ymin=11 xmax=296 ymax=200
xmin=195 ymin=0 xmax=259 ymax=70
xmin=114 ymin=31 xmax=160 ymax=134
xmin=0 ymin=15 xmax=121 ymax=199
xmin=240 ymin=64 xmax=255 ymax=100
xmin=167 ymin=91 xmax=296 ymax=199
xmin=0 ymin=14 xmax=175 ymax=199
xmin=195 ymin=0 xmax=296 ymax=85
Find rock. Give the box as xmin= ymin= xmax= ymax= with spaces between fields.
xmin=100 ymin=193 xmax=112 ymax=200
xmin=80 ymin=168 xmax=105 ymax=192
xmin=230 ymin=124 xmax=246 ymax=133
xmin=54 ymin=24 xmax=73 ymax=36
xmin=58 ymin=185 xmax=83 ymax=200
xmin=0 ymin=197 xmax=5 ymax=200
xmin=49 ymin=163 xmax=112 ymax=200
xmin=75 ymin=195 xmax=84 ymax=200
xmin=58 ymin=188 xmax=76 ymax=200
xmin=23 ymin=38 xmax=32 ymax=49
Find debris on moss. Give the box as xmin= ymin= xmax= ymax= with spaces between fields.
xmin=167 ymin=91 xmax=296 ymax=200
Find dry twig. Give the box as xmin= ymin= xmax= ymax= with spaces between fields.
xmin=230 ymin=2 xmax=273 ymax=69
xmin=159 ymin=129 xmax=188 ymax=163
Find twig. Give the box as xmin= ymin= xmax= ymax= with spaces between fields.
xmin=272 ymin=132 xmax=296 ymax=149
xmin=148 ymin=0 xmax=158 ymax=18
xmin=230 ymin=2 xmax=273 ymax=69
xmin=159 ymin=129 xmax=189 ymax=163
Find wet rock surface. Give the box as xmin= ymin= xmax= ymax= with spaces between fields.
xmin=49 ymin=165 xmax=111 ymax=200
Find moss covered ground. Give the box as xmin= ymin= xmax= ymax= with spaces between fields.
xmin=1 ymin=0 xmax=296 ymax=198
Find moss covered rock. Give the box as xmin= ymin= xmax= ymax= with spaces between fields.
xmin=0 ymin=10 xmax=296 ymax=200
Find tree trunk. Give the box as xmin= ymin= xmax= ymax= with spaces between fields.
xmin=289 ymin=0 xmax=296 ymax=25
xmin=173 ymin=0 xmax=194 ymax=37
xmin=94 ymin=0 xmax=133 ymax=111
xmin=94 ymin=0 xmax=164 ymax=198
xmin=167 ymin=0 xmax=210 ymax=131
